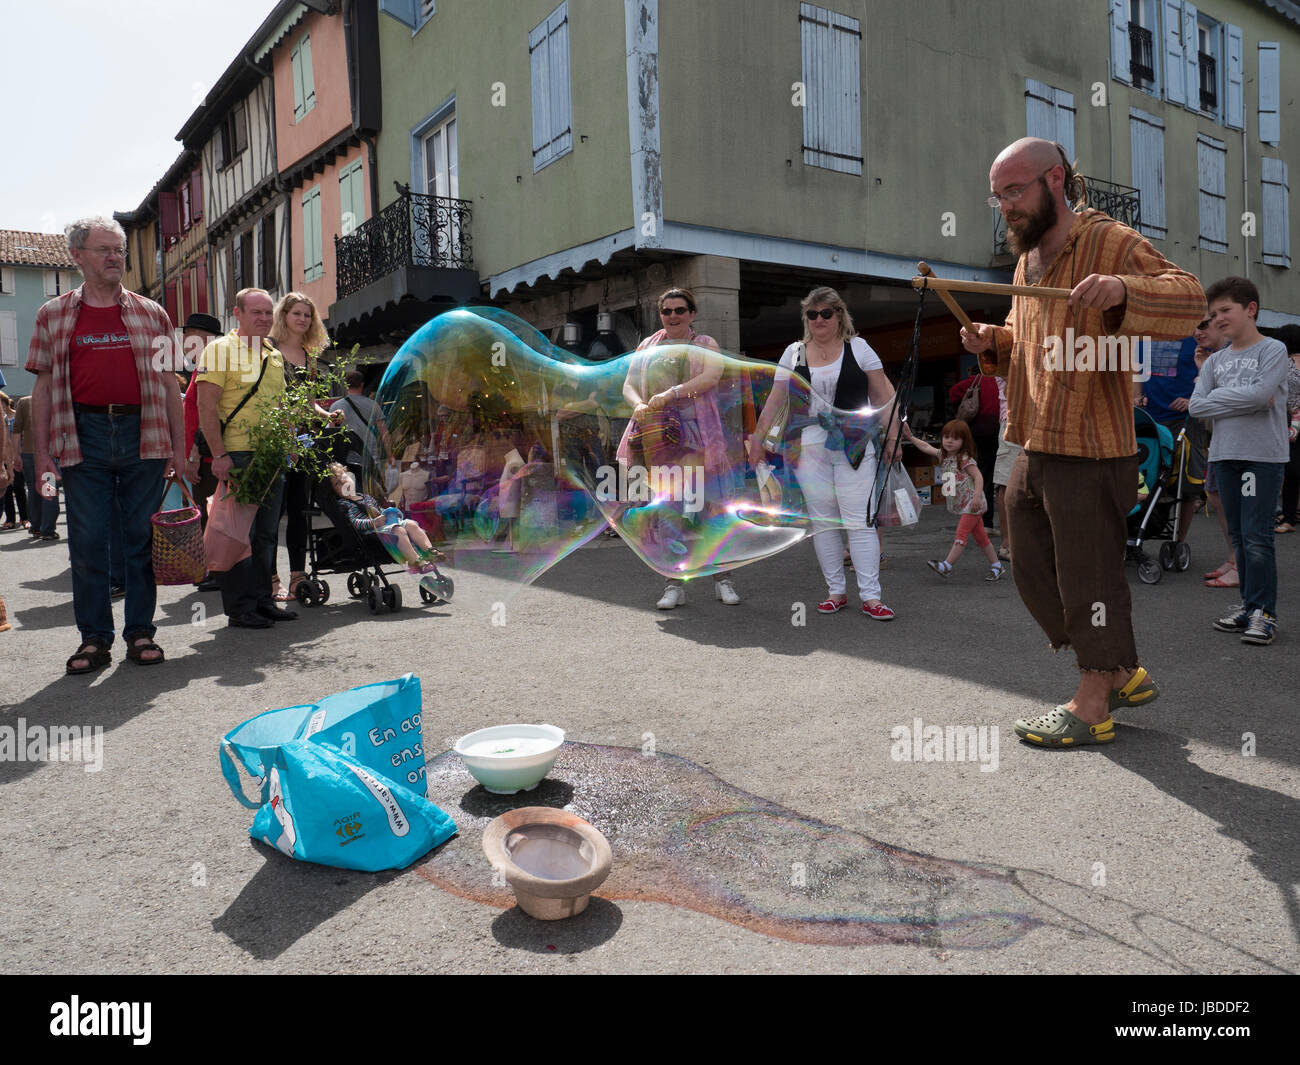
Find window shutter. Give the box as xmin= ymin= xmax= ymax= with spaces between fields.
xmin=1054 ymin=88 xmax=1076 ymax=163
xmin=1261 ymin=157 xmax=1291 ymax=267
xmin=1025 ymin=78 xmax=1055 ymax=140
xmin=262 ymin=214 xmax=277 ymax=291
xmin=197 ymin=256 xmax=208 ymax=314
xmin=529 ymin=19 xmax=552 ymax=169
xmin=340 ymin=161 xmax=364 ymax=235
xmin=1182 ymin=2 xmax=1198 ymax=111
xmin=232 ymin=235 xmax=244 ymax=293
xmin=799 ymin=2 xmax=863 ymax=175
xmin=165 ymin=282 xmax=178 ymax=327
xmin=1258 ymin=42 xmax=1280 ymax=144
xmin=43 ymin=270 xmax=58 ymax=298
xmin=1224 ymin=24 xmax=1243 ymax=129
xmin=1111 ymin=0 xmax=1131 ymax=83
xmin=190 ymin=169 xmax=202 ymax=220
xmin=0 ymin=311 xmax=18 ymax=366
xmin=0 ymin=267 xmax=14 ymax=294
xmin=303 ymin=188 xmax=322 ymax=282
xmin=1162 ymin=0 xmax=1185 ymax=105
xmin=547 ymin=4 xmax=571 ymax=163
xmin=291 ymin=42 xmax=305 ymax=120
xmin=1197 ymin=134 xmax=1226 ymax=253
xmin=160 ymin=189 xmax=180 ymax=242
xmin=233 ymin=103 xmax=249 ymax=155
xmin=300 ymin=36 xmax=315 ymax=116
xmin=1130 ymin=108 xmax=1167 ymax=239
xmin=378 ymin=0 xmax=418 ymax=29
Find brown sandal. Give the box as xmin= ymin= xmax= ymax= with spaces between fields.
xmin=126 ymin=636 xmax=165 ymax=665
xmin=67 ymin=638 xmax=111 ymax=675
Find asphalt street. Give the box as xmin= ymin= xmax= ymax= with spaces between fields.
xmin=1 ymin=504 xmax=1297 ymax=975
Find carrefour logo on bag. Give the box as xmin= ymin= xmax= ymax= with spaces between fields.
xmin=335 ymin=811 xmax=365 ymax=846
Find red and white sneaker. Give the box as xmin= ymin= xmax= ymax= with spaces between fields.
xmin=817 ymin=597 xmax=848 ymax=613
xmin=862 ymin=601 xmax=895 ymax=621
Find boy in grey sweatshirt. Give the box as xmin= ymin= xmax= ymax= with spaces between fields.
xmin=1189 ymin=276 xmax=1290 ymax=644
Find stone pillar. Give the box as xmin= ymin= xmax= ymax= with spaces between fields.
xmin=667 ymin=255 xmax=740 ymax=353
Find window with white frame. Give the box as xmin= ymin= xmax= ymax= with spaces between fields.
xmin=1194 ymin=14 xmax=1222 ymax=120
xmin=1112 ymin=0 xmax=1162 ymax=95
xmin=1196 ymin=133 xmax=1227 ymax=253
xmin=529 ymin=2 xmax=571 ymax=172
xmin=0 ymin=267 xmax=14 ymax=294
xmin=1130 ymin=108 xmax=1166 ymax=239
xmin=303 ymin=186 xmax=323 ymax=282
xmin=799 ymin=3 xmax=863 ymax=175
xmin=1261 ymin=157 xmax=1291 ymax=267
xmin=43 ymin=269 xmax=76 ymax=297
xmin=291 ymin=35 xmax=316 ymax=122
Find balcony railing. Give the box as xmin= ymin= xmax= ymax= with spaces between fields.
xmin=1129 ymin=22 xmax=1155 ymax=85
xmin=992 ymin=175 xmax=1141 ymax=256
xmin=335 ymin=183 xmax=473 ymax=300
xmin=1199 ymin=52 xmax=1217 ymax=111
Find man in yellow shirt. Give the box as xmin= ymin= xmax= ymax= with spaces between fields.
xmin=961 ymin=138 xmax=1205 ymax=747
xmin=196 ymin=288 xmax=294 ymax=628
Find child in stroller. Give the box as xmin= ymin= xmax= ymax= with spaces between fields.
xmin=326 ymin=462 xmax=453 ymax=603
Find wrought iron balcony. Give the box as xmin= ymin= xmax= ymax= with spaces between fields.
xmin=992 ymin=176 xmax=1141 ymax=256
xmin=1085 ymin=176 xmax=1141 ymax=230
xmin=1129 ymin=23 xmax=1155 ymax=85
xmin=335 ymin=183 xmax=473 ymax=300
xmin=1199 ymin=53 xmax=1217 ymax=110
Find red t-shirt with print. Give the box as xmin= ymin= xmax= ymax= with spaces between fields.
xmin=69 ymin=302 xmax=141 ymax=405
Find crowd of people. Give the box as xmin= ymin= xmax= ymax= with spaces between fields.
xmin=4 ymin=141 xmax=1299 ymax=751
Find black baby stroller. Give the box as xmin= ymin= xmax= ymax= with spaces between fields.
xmin=1125 ymin=408 xmax=1205 ymax=584
xmin=294 ymin=427 xmax=454 ymax=613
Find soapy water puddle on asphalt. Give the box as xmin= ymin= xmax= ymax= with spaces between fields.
xmin=416 ymin=742 xmax=1037 ymax=949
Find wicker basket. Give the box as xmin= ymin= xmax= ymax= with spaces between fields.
xmin=152 ymin=476 xmax=206 ymax=585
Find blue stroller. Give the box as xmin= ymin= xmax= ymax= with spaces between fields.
xmin=1126 ymin=408 xmax=1203 ymax=584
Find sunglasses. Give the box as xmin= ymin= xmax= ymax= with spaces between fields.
xmin=660 ymin=305 xmax=691 ymax=316
xmin=1196 ymin=319 xmax=1211 ymax=330
xmin=804 ymin=308 xmax=837 ymax=321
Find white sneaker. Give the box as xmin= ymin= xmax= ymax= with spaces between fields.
xmin=715 ymin=578 xmax=740 ymax=605
xmin=656 ymin=584 xmax=686 ymax=609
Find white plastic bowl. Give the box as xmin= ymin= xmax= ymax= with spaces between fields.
xmin=454 ymin=724 xmax=565 ymax=794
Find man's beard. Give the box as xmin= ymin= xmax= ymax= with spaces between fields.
xmin=1006 ymin=193 xmax=1057 ymax=255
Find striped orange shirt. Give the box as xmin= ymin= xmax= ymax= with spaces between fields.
xmin=979 ymin=209 xmax=1206 ymax=459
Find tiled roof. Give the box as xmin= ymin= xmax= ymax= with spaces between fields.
xmin=0 ymin=230 xmax=75 ymax=269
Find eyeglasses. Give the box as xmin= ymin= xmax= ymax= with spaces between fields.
xmin=1195 ymin=319 xmax=1211 ymax=330
xmin=804 ymin=308 xmax=837 ymax=321
xmin=986 ymin=166 xmax=1057 ymax=209
xmin=85 ymin=245 xmax=126 ymax=257
xmin=660 ymin=305 xmax=691 ymax=316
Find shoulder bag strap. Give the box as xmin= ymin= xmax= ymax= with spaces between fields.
xmin=219 ymin=350 xmax=272 ymax=435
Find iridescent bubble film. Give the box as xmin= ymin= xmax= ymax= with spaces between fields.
xmin=362 ymin=308 xmax=895 ymax=590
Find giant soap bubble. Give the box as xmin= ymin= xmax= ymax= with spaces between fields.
xmin=353 ymin=308 xmax=894 ymax=593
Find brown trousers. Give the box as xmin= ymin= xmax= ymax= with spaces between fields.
xmin=1005 ymin=450 xmax=1140 ymax=672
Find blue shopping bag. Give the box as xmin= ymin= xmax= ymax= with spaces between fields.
xmin=220 ymin=674 xmax=457 ymax=872
xmin=251 ymin=742 xmax=457 ymax=872
xmin=220 ymin=674 xmax=433 ymax=804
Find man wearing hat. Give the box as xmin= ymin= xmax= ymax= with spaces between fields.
xmin=180 ymin=312 xmax=225 ymax=591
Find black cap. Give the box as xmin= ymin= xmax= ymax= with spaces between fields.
xmin=183 ymin=312 xmax=223 ymax=336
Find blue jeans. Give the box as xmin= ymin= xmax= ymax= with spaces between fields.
xmin=22 ymin=453 xmax=60 ymax=534
xmin=60 ymin=413 xmax=167 ymax=646
xmin=1213 ymin=460 xmax=1286 ymax=616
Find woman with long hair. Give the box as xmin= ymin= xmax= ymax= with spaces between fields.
xmin=267 ymin=292 xmax=342 ymax=601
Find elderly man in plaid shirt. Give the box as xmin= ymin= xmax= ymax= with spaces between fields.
xmin=961 ymin=139 xmax=1206 ymax=747
xmin=27 ymin=217 xmax=185 ymax=674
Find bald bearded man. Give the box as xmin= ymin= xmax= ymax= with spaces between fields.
xmin=961 ymin=138 xmax=1205 ymax=747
